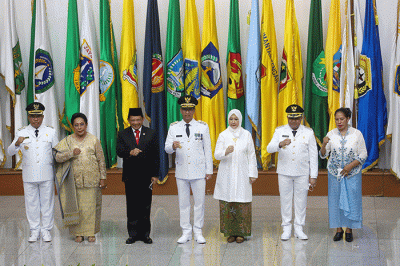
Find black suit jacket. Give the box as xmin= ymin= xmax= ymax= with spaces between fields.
xmin=116 ymin=126 xmax=160 ymax=182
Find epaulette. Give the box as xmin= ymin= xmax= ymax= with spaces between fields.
xmin=197 ymin=120 xmax=207 ymax=125
xmin=304 ymin=125 xmax=312 ymax=131
xmin=18 ymin=126 xmax=28 ymax=131
xmin=46 ymin=125 xmax=54 ymax=129
xmin=170 ymin=121 xmax=179 ymax=126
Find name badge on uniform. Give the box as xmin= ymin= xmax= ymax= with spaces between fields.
xmin=176 ymin=135 xmax=182 ymax=137
xmin=282 ymin=135 xmax=289 ymax=138
xmin=195 ymin=133 xmax=203 ymax=140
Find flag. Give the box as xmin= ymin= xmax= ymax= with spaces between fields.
xmin=277 ymin=0 xmax=303 ymax=127
xmin=27 ymin=0 xmax=59 ymax=136
xmin=201 ymin=0 xmax=225 ymax=165
xmin=260 ymin=0 xmax=278 ymax=170
xmin=226 ymin=0 xmax=245 ymax=126
xmin=183 ymin=0 xmax=202 ymax=120
xmin=165 ymin=0 xmax=184 ymax=126
xmin=120 ymin=0 xmax=139 ymax=129
xmin=143 ymin=0 xmax=169 ymax=183
xmin=340 ymin=0 xmax=363 ymax=118
xmin=0 ymin=0 xmax=26 ymax=169
xmin=80 ymin=0 xmax=100 ymax=139
xmin=304 ymin=0 xmax=328 ymax=155
xmin=99 ymin=0 xmax=119 ymax=167
xmin=325 ymin=0 xmax=342 ymax=131
xmin=61 ymin=0 xmax=80 ymax=134
xmin=358 ymin=0 xmax=387 ymax=171
xmin=245 ymin=0 xmax=261 ymax=139
xmin=387 ymin=0 xmax=400 ymax=179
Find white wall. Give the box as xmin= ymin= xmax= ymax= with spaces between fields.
xmin=0 ymin=0 xmax=396 ymax=168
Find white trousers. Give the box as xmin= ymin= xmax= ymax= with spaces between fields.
xmin=176 ymin=178 xmax=206 ymax=235
xmin=23 ymin=180 xmax=55 ymax=232
xmin=278 ymin=174 xmax=309 ymax=227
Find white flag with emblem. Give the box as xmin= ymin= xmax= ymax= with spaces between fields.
xmin=80 ymin=0 xmax=100 ymax=139
xmin=30 ymin=0 xmax=59 ymax=136
xmin=0 ymin=0 xmax=25 ymax=168
xmin=387 ymin=0 xmax=400 ymax=179
xmin=340 ymin=0 xmax=363 ymax=124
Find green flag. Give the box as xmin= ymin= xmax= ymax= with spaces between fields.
xmin=226 ymin=0 xmax=245 ymax=126
xmin=304 ymin=0 xmax=328 ymax=168
xmin=61 ymin=0 xmax=80 ymax=134
xmin=165 ymin=0 xmax=184 ymax=126
xmin=99 ymin=0 xmax=119 ymax=168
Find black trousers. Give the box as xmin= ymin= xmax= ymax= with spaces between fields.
xmin=124 ymin=179 xmax=153 ymax=239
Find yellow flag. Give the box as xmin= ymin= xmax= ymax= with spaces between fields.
xmin=201 ymin=0 xmax=225 ymax=165
xmin=261 ymin=0 xmax=279 ymax=169
xmin=325 ymin=0 xmax=341 ymax=131
xmin=277 ymin=0 xmax=303 ymax=127
xmin=120 ymin=0 xmax=139 ymax=128
xmin=183 ymin=0 xmax=202 ymax=120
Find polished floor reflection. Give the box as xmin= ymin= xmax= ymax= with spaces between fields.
xmin=0 ymin=195 xmax=399 ymax=265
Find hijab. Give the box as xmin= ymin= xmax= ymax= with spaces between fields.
xmin=227 ymin=109 xmax=243 ymax=138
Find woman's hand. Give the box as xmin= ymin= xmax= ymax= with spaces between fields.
xmin=249 ymin=177 xmax=256 ymax=184
xmin=322 ymin=137 xmax=330 ymax=146
xmin=99 ymin=179 xmax=107 ymax=189
xmin=225 ymin=145 xmax=234 ymax=155
xmin=73 ymin=148 xmax=81 ymax=156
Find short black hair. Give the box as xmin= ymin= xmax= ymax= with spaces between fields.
xmin=335 ymin=107 xmax=352 ymax=119
xmin=71 ymin=113 xmax=88 ymax=125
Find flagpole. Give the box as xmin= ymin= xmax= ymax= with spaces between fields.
xmin=10 ymin=95 xmax=15 ymax=168
xmin=350 ymin=0 xmax=358 ymax=127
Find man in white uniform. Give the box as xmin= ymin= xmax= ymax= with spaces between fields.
xmin=267 ymin=105 xmax=318 ymax=240
xmin=8 ymin=102 xmax=58 ymax=242
xmin=165 ymin=95 xmax=213 ymax=244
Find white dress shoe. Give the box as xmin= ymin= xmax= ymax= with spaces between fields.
xmin=28 ymin=230 xmax=40 ymax=243
xmin=42 ymin=230 xmax=52 ymax=242
xmin=194 ymin=234 xmax=206 ymax=244
xmin=281 ymin=226 xmax=292 ymax=241
xmin=294 ymin=226 xmax=308 ymax=240
xmin=177 ymin=234 xmax=192 ymax=244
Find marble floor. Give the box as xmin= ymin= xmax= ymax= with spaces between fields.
xmin=0 ymin=195 xmax=399 ymax=266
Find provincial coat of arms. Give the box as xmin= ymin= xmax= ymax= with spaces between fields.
xmin=200 ymin=42 xmax=222 ymax=98
xmin=13 ymin=41 xmax=25 ymax=95
xmin=356 ymin=55 xmax=372 ymax=99
xmin=34 ymin=49 xmax=55 ymax=94
xmin=227 ymin=52 xmax=244 ymax=100
xmin=279 ymin=49 xmax=292 ymax=92
xmin=151 ymin=53 xmax=164 ymax=93
xmin=166 ymin=50 xmax=184 ymax=98
xmin=122 ymin=54 xmax=138 ymax=89
xmin=80 ymin=39 xmax=95 ymax=96
xmin=184 ymin=59 xmax=200 ymax=99
xmin=99 ymin=60 xmax=114 ymax=102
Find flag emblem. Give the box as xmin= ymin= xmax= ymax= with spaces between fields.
xmin=13 ymin=41 xmax=25 ymax=95
xmin=166 ymin=50 xmax=184 ymax=98
xmin=34 ymin=49 xmax=55 ymax=94
xmin=99 ymin=60 xmax=114 ymax=101
xmin=312 ymin=51 xmax=327 ymax=96
xmin=201 ymin=42 xmax=222 ymax=98
xmin=395 ymin=65 xmax=400 ymax=97
xmin=357 ymin=55 xmax=372 ymax=98
xmin=227 ymin=52 xmax=244 ymax=100
xmin=122 ymin=57 xmax=138 ymax=88
xmin=80 ymin=40 xmax=95 ymax=96
xmin=332 ymin=46 xmax=342 ymax=93
xmin=279 ymin=49 xmax=292 ymax=92
xmin=151 ymin=54 xmax=164 ymax=93
xmin=184 ymin=59 xmax=200 ymax=99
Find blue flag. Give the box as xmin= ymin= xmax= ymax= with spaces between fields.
xmin=245 ymin=0 xmax=261 ymax=153
xmin=143 ymin=0 xmax=169 ymax=183
xmin=357 ymin=0 xmax=387 ymax=171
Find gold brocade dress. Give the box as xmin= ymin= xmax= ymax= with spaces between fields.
xmin=55 ymin=133 xmax=106 ymax=236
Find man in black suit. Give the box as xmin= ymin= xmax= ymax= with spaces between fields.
xmin=116 ymin=108 xmax=159 ymax=244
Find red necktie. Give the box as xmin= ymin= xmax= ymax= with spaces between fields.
xmin=135 ymin=130 xmax=140 ymax=145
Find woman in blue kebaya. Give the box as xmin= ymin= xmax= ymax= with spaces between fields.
xmin=320 ymin=108 xmax=367 ymax=242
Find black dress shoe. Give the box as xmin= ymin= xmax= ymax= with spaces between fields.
xmin=345 ymin=232 xmax=353 ymax=242
xmin=141 ymin=236 xmax=153 ymax=244
xmin=126 ymin=237 xmax=136 ymax=245
xmin=333 ymin=231 xmax=344 ymax=241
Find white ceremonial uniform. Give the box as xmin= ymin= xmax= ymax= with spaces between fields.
xmin=165 ymin=119 xmax=213 ymax=235
xmin=8 ymin=124 xmax=58 ymax=233
xmin=267 ymin=124 xmax=318 ymax=227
